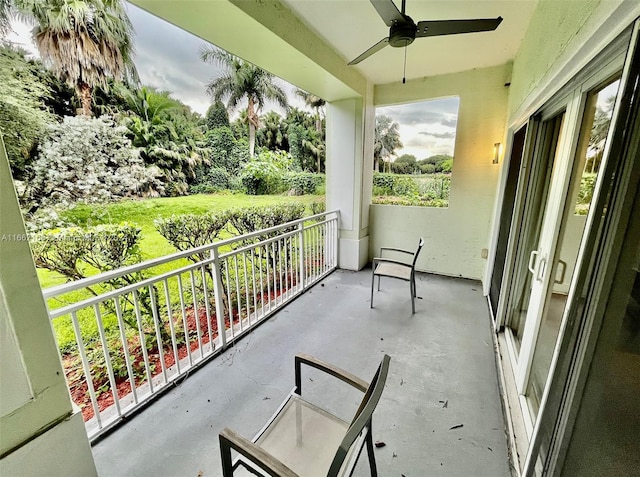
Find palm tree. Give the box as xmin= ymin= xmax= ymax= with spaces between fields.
xmin=295 ymin=88 xmax=325 ymax=134
xmin=201 ymin=46 xmax=288 ymax=157
xmin=374 ymin=115 xmax=402 ymax=172
xmin=0 ymin=0 xmax=11 ymax=35
xmin=14 ymin=0 xmax=137 ymax=116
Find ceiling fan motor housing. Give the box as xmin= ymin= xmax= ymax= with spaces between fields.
xmin=389 ymin=18 xmax=416 ymax=47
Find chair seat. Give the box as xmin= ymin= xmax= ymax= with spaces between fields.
xmin=374 ymin=262 xmax=412 ymax=281
xmin=235 ymin=395 xmax=355 ymax=477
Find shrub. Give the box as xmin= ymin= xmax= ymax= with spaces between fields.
xmin=372 ymin=173 xmax=419 ymax=196
xmin=372 ymin=196 xmax=448 ymax=207
xmin=391 ymin=176 xmax=419 ymax=196
xmin=203 ymin=126 xmax=248 ymax=175
xmin=419 ymin=163 xmax=436 ymax=174
xmin=310 ymin=199 xmax=326 ymax=216
xmin=31 ymin=223 xmax=143 ymax=280
xmin=24 ymin=116 xmax=163 ymax=213
xmin=154 ymin=211 xmax=231 ymax=262
xmin=240 ymin=150 xmax=294 ymax=195
xmin=372 ymin=173 xmax=395 ymax=194
xmin=417 ymin=173 xmax=451 ymax=200
xmin=284 ymin=172 xmax=324 ymax=195
xmin=228 ymin=203 xmax=307 ymax=238
xmin=30 ymin=223 xmax=156 ymax=342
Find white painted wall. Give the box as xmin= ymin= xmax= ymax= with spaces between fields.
xmin=326 ymin=88 xmax=375 ymax=271
xmin=0 ymin=138 xmax=96 ymax=475
xmin=370 ymin=64 xmax=511 ymax=280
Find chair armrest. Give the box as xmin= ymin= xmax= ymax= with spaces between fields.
xmin=219 ymin=428 xmax=298 ymax=477
xmin=380 ymin=247 xmax=414 ymax=257
xmin=372 ymin=257 xmax=413 ymax=268
xmin=295 ymin=354 xmax=368 ymax=394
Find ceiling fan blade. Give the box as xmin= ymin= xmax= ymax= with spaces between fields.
xmin=370 ymin=0 xmax=404 ymax=27
xmin=416 ymin=17 xmax=503 ymax=37
xmin=348 ymin=38 xmax=390 ymax=65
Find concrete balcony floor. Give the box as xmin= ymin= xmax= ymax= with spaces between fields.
xmin=92 ymin=269 xmax=512 ymax=477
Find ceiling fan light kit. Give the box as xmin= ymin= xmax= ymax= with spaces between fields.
xmin=349 ymin=0 xmax=504 ymax=79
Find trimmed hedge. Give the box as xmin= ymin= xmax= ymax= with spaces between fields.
xmin=284 ymin=172 xmax=324 ymax=195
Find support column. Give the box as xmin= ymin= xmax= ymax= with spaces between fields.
xmin=0 ymin=137 xmax=97 ymax=476
xmin=326 ymin=86 xmax=374 ymax=270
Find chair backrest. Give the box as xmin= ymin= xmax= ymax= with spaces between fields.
xmin=412 ymin=238 xmax=425 ymax=268
xmin=327 ymin=354 xmax=391 ymax=476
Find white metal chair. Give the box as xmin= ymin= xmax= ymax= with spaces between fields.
xmin=371 ymin=238 xmax=424 ymax=314
xmin=219 ymin=353 xmax=391 ymax=477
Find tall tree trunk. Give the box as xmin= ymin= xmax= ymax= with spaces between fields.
xmin=249 ymin=123 xmax=256 ymax=158
xmin=78 ymin=82 xmax=93 ymax=117
xmin=247 ymin=97 xmax=260 ymax=157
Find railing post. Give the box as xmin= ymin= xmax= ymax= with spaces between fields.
xmin=334 ymin=211 xmax=340 ymax=268
xmin=298 ymin=222 xmax=306 ymax=291
xmin=211 ymin=246 xmax=227 ymax=350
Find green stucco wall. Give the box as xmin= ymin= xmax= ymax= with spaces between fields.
xmin=508 ymin=0 xmax=627 ymax=120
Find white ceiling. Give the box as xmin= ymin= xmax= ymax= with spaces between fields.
xmin=280 ymin=0 xmax=538 ymax=85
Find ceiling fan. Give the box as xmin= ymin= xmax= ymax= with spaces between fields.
xmin=348 ymin=0 xmax=503 ymax=66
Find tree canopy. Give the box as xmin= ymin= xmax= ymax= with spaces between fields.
xmin=374 ymin=115 xmax=402 ymax=172
xmin=200 ymin=46 xmax=288 ymax=157
xmin=14 ymin=0 xmax=137 ymax=115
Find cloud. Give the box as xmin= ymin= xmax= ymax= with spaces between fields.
xmin=418 ymin=131 xmax=456 ymax=139
xmin=376 ymin=97 xmax=459 ymax=127
xmin=441 ymin=116 xmax=458 ymax=127
xmin=128 ymin=3 xmax=299 ymax=117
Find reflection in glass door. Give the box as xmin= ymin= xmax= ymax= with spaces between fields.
xmin=504 ymin=114 xmax=565 ymax=355
xmin=524 ymin=79 xmax=621 ymax=417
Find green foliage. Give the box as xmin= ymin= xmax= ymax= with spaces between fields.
xmin=202 ymin=126 xmax=248 ymax=175
xmin=372 ymin=196 xmax=448 ymax=207
xmin=418 ymin=154 xmax=453 ymax=173
xmin=228 ymin=203 xmax=307 ymax=237
xmin=284 ymin=172 xmax=324 ymax=195
xmin=391 ymin=154 xmax=418 ymax=174
xmin=117 ymin=86 xmax=207 ymax=195
xmin=257 ymin=111 xmax=288 ymax=151
xmin=31 ymin=223 xmax=143 ymax=280
xmin=205 ymin=100 xmax=230 ymax=129
xmin=200 ymin=46 xmax=289 ymax=157
xmin=240 ymin=150 xmax=294 ymax=195
xmin=154 ymin=211 xmax=231 ymax=261
xmin=440 ymin=158 xmax=453 ymax=173
xmin=372 ymin=173 xmax=420 ymax=196
xmin=191 ymin=167 xmax=232 ymax=194
xmin=310 ymin=198 xmax=326 ymax=216
xmin=372 ymin=173 xmax=450 ymax=208
xmin=374 ymin=115 xmax=402 ymax=171
xmin=14 ymin=0 xmax=138 ymax=116
xmin=0 ymin=45 xmax=57 ymax=179
xmin=23 ymin=115 xmax=163 ymax=214
xmin=575 ymin=173 xmax=597 ymax=215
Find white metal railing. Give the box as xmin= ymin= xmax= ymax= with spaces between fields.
xmin=44 ymin=210 xmax=339 ymax=441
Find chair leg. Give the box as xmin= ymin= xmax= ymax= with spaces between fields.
xmin=365 ymin=425 xmax=378 ymax=477
xmin=377 ymin=275 xmax=381 ymax=291
xmin=370 ymin=271 xmax=375 ymax=308
xmin=410 ymin=283 xmax=415 ymax=314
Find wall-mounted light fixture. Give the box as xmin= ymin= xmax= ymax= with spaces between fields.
xmin=493 ymin=142 xmax=502 ymax=164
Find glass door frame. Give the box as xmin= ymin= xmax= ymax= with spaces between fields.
xmin=523 ymin=21 xmax=640 ymax=476
xmin=494 ymin=34 xmax=630 ymax=437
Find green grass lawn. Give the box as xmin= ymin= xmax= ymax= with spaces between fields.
xmin=39 ymin=193 xmax=323 ymax=289
xmin=40 ymin=192 xmax=323 ymax=351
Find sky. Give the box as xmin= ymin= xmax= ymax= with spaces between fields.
xmin=377 ymin=97 xmax=459 ymax=160
xmin=5 ymin=2 xmax=458 ymax=159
